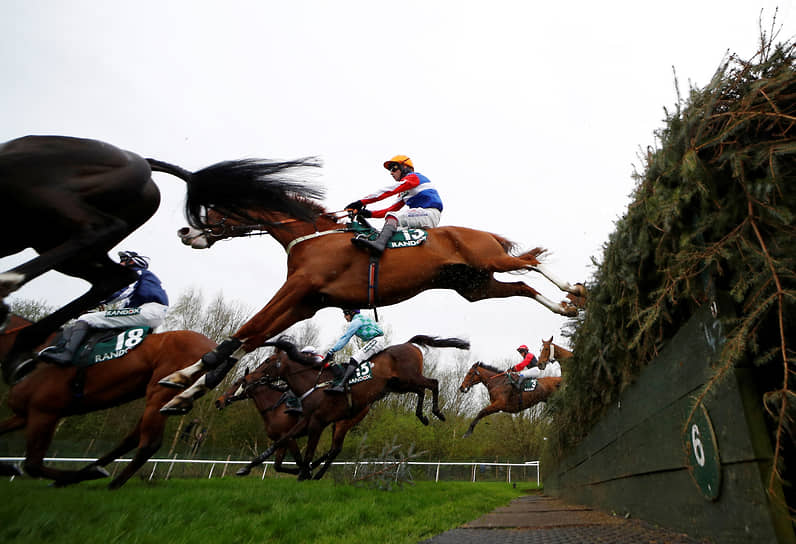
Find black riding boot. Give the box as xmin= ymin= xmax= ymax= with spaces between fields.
xmin=38 ymin=321 xmax=90 ymax=365
xmin=283 ymin=390 xmax=303 ymax=414
xmin=326 ymin=359 xmax=358 ymax=394
xmin=351 ymin=221 xmax=397 ymax=256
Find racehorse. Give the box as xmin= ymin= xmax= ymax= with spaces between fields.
xmin=215 ymin=367 xmax=369 ymax=479
xmin=240 ymin=335 xmax=469 ymax=480
xmin=0 ymin=313 xmax=216 ymax=488
xmin=157 ymin=185 xmax=586 ymax=414
xmin=538 ymin=336 xmax=573 ymax=368
xmin=458 ymin=361 xmax=561 ymax=437
xmin=0 ymin=135 xmax=321 ymax=383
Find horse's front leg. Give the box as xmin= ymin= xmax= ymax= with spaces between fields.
xmin=160 ymin=281 xmax=316 ymax=414
xmin=462 ymin=403 xmax=502 ymax=438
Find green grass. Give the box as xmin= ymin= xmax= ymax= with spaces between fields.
xmin=0 ymin=477 xmax=530 ymax=543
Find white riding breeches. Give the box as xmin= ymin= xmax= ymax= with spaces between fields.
xmin=78 ymin=302 xmax=168 ymax=330
xmin=518 ymin=361 xmax=561 ymax=379
xmin=351 ymin=336 xmax=386 ymax=364
xmin=386 ymin=207 xmax=441 ymax=228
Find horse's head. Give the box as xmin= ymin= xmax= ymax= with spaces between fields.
xmin=539 ymin=336 xmax=554 ymax=364
xmin=215 ymin=367 xmax=251 ymax=410
xmin=178 ymin=208 xmax=253 ymax=249
xmin=459 ymin=362 xmax=486 ymax=393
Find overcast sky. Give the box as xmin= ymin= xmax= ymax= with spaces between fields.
xmin=2 ymin=1 xmax=793 ymax=366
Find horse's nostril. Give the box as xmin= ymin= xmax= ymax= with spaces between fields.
xmin=177 ymin=227 xmax=190 ymax=236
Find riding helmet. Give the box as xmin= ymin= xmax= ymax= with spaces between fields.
xmin=118 ymin=250 xmax=150 ymax=269
xmin=383 ymin=155 xmax=413 ymax=170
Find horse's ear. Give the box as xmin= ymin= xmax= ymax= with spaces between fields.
xmin=546 ymin=336 xmax=553 ymax=342
xmin=244 ymin=367 xmax=250 ymax=376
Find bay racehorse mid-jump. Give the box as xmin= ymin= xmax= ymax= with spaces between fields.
xmin=157 ymin=183 xmax=586 ymax=414
xmin=0 ymin=135 xmax=321 ymax=383
xmin=215 ymin=366 xmax=369 ymax=479
xmin=241 ymin=335 xmax=468 ymax=480
xmin=458 ymin=361 xmax=561 ymax=437
xmin=0 ymin=313 xmax=216 ymax=488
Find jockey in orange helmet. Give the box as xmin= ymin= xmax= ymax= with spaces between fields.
xmin=345 ymin=155 xmax=443 ymax=255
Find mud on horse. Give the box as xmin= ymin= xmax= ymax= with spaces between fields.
xmin=215 ymin=365 xmax=369 ymax=479
xmin=0 ymin=313 xmax=216 ymax=488
xmin=0 ymin=135 xmax=321 ymax=383
xmin=458 ymin=361 xmax=562 ymax=437
xmin=156 ymin=181 xmax=586 ymax=414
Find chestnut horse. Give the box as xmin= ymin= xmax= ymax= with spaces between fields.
xmin=215 ymin=368 xmax=369 ymax=479
xmin=538 ymin=336 xmax=573 ymax=367
xmin=0 ymin=135 xmax=321 ymax=383
xmin=159 ymin=184 xmax=585 ymax=414
xmin=0 ymin=313 xmax=216 ymax=488
xmin=458 ymin=361 xmax=561 ymax=437
xmin=242 ymin=335 xmax=468 ymax=480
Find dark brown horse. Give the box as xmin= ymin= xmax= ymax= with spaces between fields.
xmin=0 ymin=135 xmax=320 ymax=383
xmin=458 ymin=361 xmax=561 ymax=437
xmin=538 ymin=336 xmax=573 ymax=368
xmin=0 ymin=313 xmax=216 ymax=488
xmin=158 ymin=185 xmax=585 ymax=414
xmin=215 ymin=367 xmax=369 ymax=479
xmin=241 ymin=335 xmax=468 ymax=480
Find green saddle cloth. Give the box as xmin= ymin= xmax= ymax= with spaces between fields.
xmin=73 ymin=327 xmax=152 ymax=367
xmin=331 ymin=360 xmax=375 ymax=387
xmin=347 ymin=222 xmax=428 ymax=249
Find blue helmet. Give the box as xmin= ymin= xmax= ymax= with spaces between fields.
xmin=118 ymin=250 xmax=150 ymax=269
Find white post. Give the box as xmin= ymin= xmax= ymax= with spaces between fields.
xmin=149 ymin=460 xmax=158 ymax=481
xmin=165 ymin=454 xmax=178 ymax=480
xmin=435 ymin=461 xmax=440 ymax=482
xmin=208 ymin=463 xmax=215 ymax=479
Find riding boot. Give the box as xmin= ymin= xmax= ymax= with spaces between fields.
xmin=326 ymin=358 xmax=358 ymax=394
xmin=38 ymin=321 xmax=90 ymax=365
xmin=283 ymin=391 xmax=303 ymax=414
xmin=351 ymin=221 xmax=397 ymax=256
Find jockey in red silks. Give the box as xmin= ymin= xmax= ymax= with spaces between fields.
xmin=345 ymin=155 xmax=443 ymax=255
xmin=512 ymin=344 xmax=540 ymax=379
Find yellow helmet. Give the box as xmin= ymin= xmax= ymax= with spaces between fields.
xmin=383 ymin=155 xmax=414 ymax=170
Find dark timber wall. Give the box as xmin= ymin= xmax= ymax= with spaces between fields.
xmin=545 ymin=301 xmax=795 ymax=544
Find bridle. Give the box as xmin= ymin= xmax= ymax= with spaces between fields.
xmin=196 ymin=207 xmax=350 ymax=244
xmin=460 ymin=363 xmax=505 ymax=393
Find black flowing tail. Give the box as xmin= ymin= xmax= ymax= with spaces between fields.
xmin=408 ymin=335 xmax=470 ymax=350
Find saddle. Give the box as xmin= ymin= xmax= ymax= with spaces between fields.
xmin=508 ymin=372 xmax=538 ymax=392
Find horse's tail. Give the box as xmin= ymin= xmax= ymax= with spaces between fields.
xmin=408 ymin=335 xmax=470 ymax=350
xmin=147 ymin=156 xmax=324 ymax=229
xmin=490 ymin=233 xmax=546 ymax=265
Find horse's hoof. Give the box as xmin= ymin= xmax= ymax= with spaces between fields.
xmin=560 ymin=301 xmax=579 ymax=317
xmin=235 ymin=467 xmax=251 ymax=477
xmin=160 ymin=396 xmax=193 ymax=415
xmin=418 ymin=416 xmax=429 ymax=426
xmin=0 ymin=272 xmax=25 ymax=298
xmin=434 ymin=412 xmax=446 ymax=422
xmin=158 ymin=372 xmax=191 ymax=389
xmin=0 ymin=462 xmax=22 ymax=477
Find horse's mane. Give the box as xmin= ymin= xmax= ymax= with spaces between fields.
xmin=185 ymin=157 xmax=326 ymax=229
xmin=263 ymin=337 xmax=322 ymax=368
xmin=476 ymin=361 xmax=503 ymax=373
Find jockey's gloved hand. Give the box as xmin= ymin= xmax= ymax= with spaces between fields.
xmin=345 ymin=200 xmax=364 ymax=211
xmin=359 ymin=208 xmax=372 ymax=218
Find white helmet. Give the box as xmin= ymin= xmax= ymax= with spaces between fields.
xmin=300 ymin=345 xmax=317 ymax=354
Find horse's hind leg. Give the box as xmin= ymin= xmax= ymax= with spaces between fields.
xmin=0 ymin=415 xmax=26 ymax=476
xmin=531 ymin=264 xmax=587 ymax=307
xmin=457 ymin=278 xmax=579 ymax=317
xmin=22 ymin=412 xmax=108 ymax=485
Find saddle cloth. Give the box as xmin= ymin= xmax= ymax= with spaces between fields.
xmin=72 ymin=327 xmax=152 ymax=367
xmin=348 ymin=222 xmax=428 ymax=249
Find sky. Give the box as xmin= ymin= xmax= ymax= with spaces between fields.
xmin=2 ymin=1 xmax=793 ymax=367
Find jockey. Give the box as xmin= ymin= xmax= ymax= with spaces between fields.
xmin=38 ymin=251 xmax=169 ymax=365
xmin=510 ymin=344 xmax=540 ymax=384
xmin=324 ymin=309 xmax=385 ymax=394
xmin=346 ymin=155 xmax=443 ymax=255
xmin=283 ymin=345 xmax=324 ymax=414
